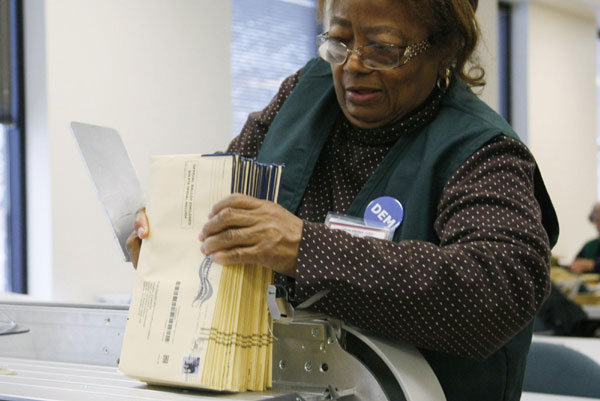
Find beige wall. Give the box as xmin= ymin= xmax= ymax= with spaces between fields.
xmin=23 ymin=0 xmax=600 ymax=301
xmin=24 ymin=0 xmax=232 ymax=302
xmin=23 ymin=1 xmax=502 ymax=303
xmin=511 ymin=2 xmax=598 ymax=262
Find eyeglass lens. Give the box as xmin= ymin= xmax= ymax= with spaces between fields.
xmin=318 ymin=38 xmax=402 ymax=70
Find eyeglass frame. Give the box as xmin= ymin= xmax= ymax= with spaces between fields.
xmin=316 ymin=32 xmax=431 ymax=70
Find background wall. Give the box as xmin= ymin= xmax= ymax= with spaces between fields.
xmin=24 ymin=0 xmax=232 ymax=302
xmin=22 ymin=0 xmax=600 ymax=302
xmin=510 ymin=1 xmax=599 ymax=263
xmin=475 ymin=1 xmax=499 ymax=111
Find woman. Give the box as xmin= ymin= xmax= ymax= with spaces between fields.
xmin=128 ymin=1 xmax=558 ymax=400
xmin=570 ymin=203 xmax=600 ymax=274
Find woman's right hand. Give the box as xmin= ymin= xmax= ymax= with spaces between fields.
xmin=126 ymin=208 xmax=149 ymax=268
xmin=569 ymin=257 xmax=595 ymax=274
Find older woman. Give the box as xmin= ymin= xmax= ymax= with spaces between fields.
xmin=128 ymin=0 xmax=558 ymax=400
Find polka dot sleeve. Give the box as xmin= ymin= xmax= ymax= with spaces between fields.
xmin=226 ymin=70 xmax=302 ymax=156
xmin=294 ymin=136 xmax=551 ymax=360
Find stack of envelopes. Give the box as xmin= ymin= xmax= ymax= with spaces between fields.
xmin=118 ymin=153 xmax=283 ymax=391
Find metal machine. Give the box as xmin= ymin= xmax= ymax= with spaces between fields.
xmin=0 ymin=298 xmax=446 ymax=401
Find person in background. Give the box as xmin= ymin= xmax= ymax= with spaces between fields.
xmin=127 ymin=0 xmax=559 ymax=400
xmin=570 ymin=203 xmax=600 ymax=274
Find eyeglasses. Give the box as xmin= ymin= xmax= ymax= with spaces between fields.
xmin=316 ymin=32 xmax=431 ymax=70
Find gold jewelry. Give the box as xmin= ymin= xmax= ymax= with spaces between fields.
xmin=437 ymin=68 xmax=451 ymax=91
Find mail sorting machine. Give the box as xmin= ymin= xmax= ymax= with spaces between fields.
xmin=0 ymin=288 xmax=446 ymax=401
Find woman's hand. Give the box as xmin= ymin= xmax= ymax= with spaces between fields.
xmin=125 ymin=208 xmax=149 ymax=268
xmin=200 ymin=194 xmax=303 ymax=277
xmin=569 ymin=258 xmax=595 ymax=274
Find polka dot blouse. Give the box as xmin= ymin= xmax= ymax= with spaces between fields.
xmin=227 ymin=70 xmax=551 ymax=360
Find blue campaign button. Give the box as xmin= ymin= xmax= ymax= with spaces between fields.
xmin=364 ymin=196 xmax=404 ymax=230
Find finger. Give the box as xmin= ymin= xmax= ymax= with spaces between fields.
xmin=201 ymin=206 xmax=257 ymax=239
xmin=209 ymin=194 xmax=263 ymax=218
xmin=209 ymin=246 xmax=296 ymax=277
xmin=202 ymin=226 xmax=259 ymax=255
xmin=209 ymin=244 xmax=261 ymax=266
xmin=134 ymin=207 xmax=150 ymax=238
xmin=126 ymin=230 xmax=142 ymax=269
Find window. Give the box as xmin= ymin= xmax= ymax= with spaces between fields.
xmin=597 ymin=32 xmax=600 ymax=200
xmin=231 ymin=0 xmax=319 ymax=136
xmin=0 ymin=0 xmax=26 ymax=293
xmin=0 ymin=126 xmax=6 ymax=291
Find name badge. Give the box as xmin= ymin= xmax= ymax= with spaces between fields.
xmin=363 ymin=196 xmax=404 ymax=232
xmin=325 ymin=213 xmax=393 ymax=240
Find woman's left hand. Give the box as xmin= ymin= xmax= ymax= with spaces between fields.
xmin=199 ymin=194 xmax=303 ymax=277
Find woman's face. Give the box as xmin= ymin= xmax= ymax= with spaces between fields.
xmin=328 ymin=0 xmax=441 ymax=129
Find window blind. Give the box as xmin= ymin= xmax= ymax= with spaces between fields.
xmin=231 ymin=0 xmax=318 ymax=136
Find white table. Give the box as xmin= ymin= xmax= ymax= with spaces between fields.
xmin=0 ymin=357 xmax=294 ymax=401
xmin=583 ymin=305 xmax=600 ymax=320
xmin=522 ymin=392 xmax=600 ymax=400
xmin=3 ymin=357 xmax=597 ymax=401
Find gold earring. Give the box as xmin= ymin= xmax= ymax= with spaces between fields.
xmin=437 ymin=68 xmax=451 ymax=91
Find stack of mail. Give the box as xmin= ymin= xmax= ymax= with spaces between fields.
xmin=119 ymin=154 xmax=283 ymax=391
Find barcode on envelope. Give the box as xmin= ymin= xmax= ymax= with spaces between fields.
xmin=164 ymin=281 xmax=181 ymax=343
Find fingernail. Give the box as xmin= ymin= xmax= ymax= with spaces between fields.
xmin=208 ymin=211 xmax=214 ymax=219
xmin=137 ymin=227 xmax=146 ymax=238
xmin=199 ymin=232 xmax=205 ymax=241
xmin=200 ymin=244 xmax=206 ymax=254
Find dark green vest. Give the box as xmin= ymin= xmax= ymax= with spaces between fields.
xmin=579 ymin=238 xmax=600 ymax=260
xmin=257 ymin=58 xmax=559 ymax=401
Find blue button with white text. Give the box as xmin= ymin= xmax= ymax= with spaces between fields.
xmin=364 ymin=196 xmax=404 ymax=231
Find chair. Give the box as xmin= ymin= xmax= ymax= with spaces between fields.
xmin=523 ymin=341 xmax=600 ymax=398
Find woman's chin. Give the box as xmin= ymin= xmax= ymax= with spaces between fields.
xmin=344 ymin=109 xmax=392 ymax=129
